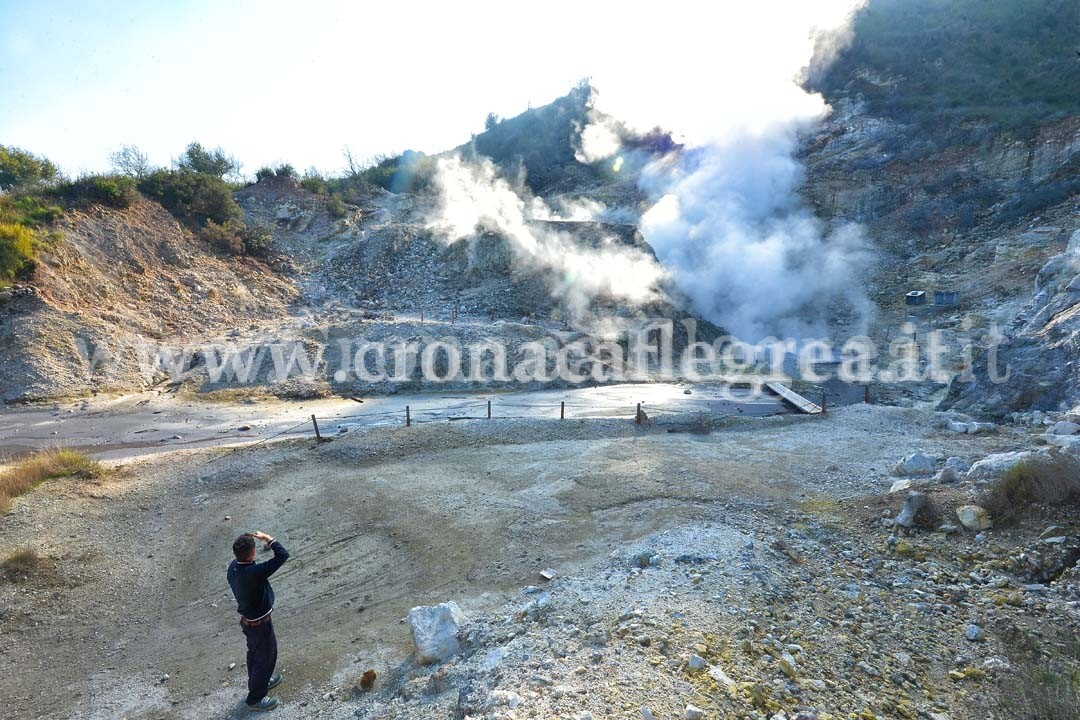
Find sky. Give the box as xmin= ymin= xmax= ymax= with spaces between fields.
xmin=0 ymin=0 xmax=859 ymax=178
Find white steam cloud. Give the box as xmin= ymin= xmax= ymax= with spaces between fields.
xmin=427 ymin=155 xmax=668 ymax=320
xmin=578 ymin=0 xmax=870 ymax=340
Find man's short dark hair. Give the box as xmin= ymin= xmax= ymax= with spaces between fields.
xmin=233 ymin=534 xmax=256 ymax=559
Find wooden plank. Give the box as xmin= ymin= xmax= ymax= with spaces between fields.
xmin=765 ymin=382 xmax=823 ymax=414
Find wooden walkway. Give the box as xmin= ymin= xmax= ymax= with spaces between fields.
xmin=764 ymin=382 xmax=823 ymax=414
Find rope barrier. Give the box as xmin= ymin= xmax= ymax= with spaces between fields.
xmin=197 ymin=393 xmax=772 ymax=456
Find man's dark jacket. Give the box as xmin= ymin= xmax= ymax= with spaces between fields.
xmin=227 ymin=540 xmax=289 ymax=620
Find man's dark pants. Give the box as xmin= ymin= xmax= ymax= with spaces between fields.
xmin=242 ymin=619 xmax=277 ymax=705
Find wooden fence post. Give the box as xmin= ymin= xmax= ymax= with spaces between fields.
xmin=560 ymin=401 xmax=565 ymax=420
xmin=405 ymin=405 xmax=411 ymax=427
xmin=311 ymin=414 xmax=323 ymax=442
xmin=635 ymin=402 xmax=642 ymax=424
xmin=487 ymin=399 xmax=492 ymax=419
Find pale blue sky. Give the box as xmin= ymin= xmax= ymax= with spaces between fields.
xmin=0 ymin=1 xmax=857 ymax=178
xmin=0 ymin=0 xmax=590 ymax=175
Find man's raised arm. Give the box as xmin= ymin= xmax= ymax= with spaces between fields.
xmin=250 ymin=531 xmax=289 ymax=577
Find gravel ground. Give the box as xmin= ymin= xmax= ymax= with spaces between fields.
xmin=0 ymin=404 xmax=1076 ymax=720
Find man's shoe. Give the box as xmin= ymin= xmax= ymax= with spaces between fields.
xmin=268 ymin=673 xmax=284 ymax=690
xmin=247 ymin=696 xmax=278 ymax=712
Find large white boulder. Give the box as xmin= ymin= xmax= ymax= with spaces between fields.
xmin=1048 ymin=420 xmax=1080 ymax=436
xmin=893 ymin=451 xmax=937 ymax=476
xmin=965 ymin=451 xmax=1038 ymax=482
xmin=408 ymin=601 xmax=467 ymax=664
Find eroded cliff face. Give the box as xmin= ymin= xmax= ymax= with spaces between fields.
xmin=943 ymin=230 xmax=1080 ymax=417
xmin=0 ymin=199 xmax=298 ymax=402
xmin=797 ymin=100 xmax=1079 ymax=414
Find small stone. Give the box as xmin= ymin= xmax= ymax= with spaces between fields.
xmin=964 ymin=624 xmax=986 ymax=642
xmin=641 ymin=709 xmax=657 ymax=720
xmin=778 ymin=651 xmax=798 ymax=678
xmin=228 ymin=662 xmax=236 ymax=671
xmin=684 ymin=704 xmax=705 ymax=720
xmin=687 ymin=655 xmax=707 ymax=672
xmin=957 ymin=505 xmax=992 ymax=531
xmin=896 ymin=491 xmax=931 ymax=529
xmin=857 ymin=661 xmax=882 ymax=677
xmin=934 ymin=467 xmax=959 ymax=484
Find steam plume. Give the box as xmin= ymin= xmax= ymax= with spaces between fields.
xmin=580 ymin=0 xmax=870 ymax=340
xmin=427 ymin=155 xmax=668 ymax=320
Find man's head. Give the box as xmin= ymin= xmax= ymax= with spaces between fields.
xmin=232 ymin=534 xmax=256 ymax=561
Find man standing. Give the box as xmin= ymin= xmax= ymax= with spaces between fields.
xmin=227 ymin=531 xmax=290 ymax=712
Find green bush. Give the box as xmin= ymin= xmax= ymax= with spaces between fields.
xmin=239 ymin=223 xmax=273 ymax=256
xmin=0 ymin=222 xmax=36 ymax=282
xmin=274 ymin=163 xmax=295 ymax=178
xmin=138 ymin=169 xmax=243 ymax=226
xmin=0 ymin=146 xmax=59 ymax=191
xmin=199 ymin=219 xmax=245 ymax=255
xmin=176 ymin=142 xmax=239 ymax=178
xmin=255 ymin=166 xmax=275 ymax=182
xmin=57 ymin=174 xmax=140 ymax=209
xmin=300 ymin=169 xmax=328 ymax=196
xmin=814 ymin=0 xmax=1080 ymax=138
xmin=325 ymin=193 xmax=346 ymax=218
xmin=0 ymin=195 xmax=62 ymax=227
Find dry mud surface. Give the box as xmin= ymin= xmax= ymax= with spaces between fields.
xmin=0 ymin=404 xmax=1075 ymax=719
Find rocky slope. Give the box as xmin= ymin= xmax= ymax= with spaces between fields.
xmin=0 ymin=199 xmax=297 ymax=402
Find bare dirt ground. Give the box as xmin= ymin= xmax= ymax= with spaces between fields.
xmin=1 ymin=402 xmax=1054 ymax=720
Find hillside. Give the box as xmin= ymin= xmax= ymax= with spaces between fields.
xmin=799 ymin=0 xmax=1080 ymax=414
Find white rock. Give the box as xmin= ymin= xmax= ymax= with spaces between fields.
xmin=889 ymin=477 xmax=929 ymax=493
xmin=966 ymin=422 xmax=997 ymax=434
xmin=957 ymin=505 xmax=993 ymax=531
xmin=1043 ymin=434 xmax=1080 ymax=450
xmin=945 ymin=456 xmax=971 ymax=473
xmin=934 ymin=467 xmax=959 ymax=484
xmin=486 ymin=689 xmax=522 ymax=709
xmin=687 ymin=654 xmax=707 ymax=671
xmin=946 ymin=420 xmax=970 ymax=433
xmin=408 ymin=601 xmax=467 ymax=664
xmin=892 ymin=451 xmax=937 ymax=476
xmin=965 ymin=451 xmax=1038 ymax=481
xmin=1067 ymin=405 xmax=1080 ymax=423
xmin=1048 ymin=420 xmax=1080 ymax=435
xmin=641 ymin=709 xmax=657 ymax=720
xmin=684 ymin=705 xmax=705 ymax=720
xmin=708 ymin=664 xmax=737 ymax=690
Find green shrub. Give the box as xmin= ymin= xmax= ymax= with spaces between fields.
xmin=0 ymin=194 xmax=62 ymax=227
xmin=0 ymin=222 xmax=36 ymax=282
xmin=325 ymin=193 xmax=346 ymax=218
xmin=255 ymin=166 xmax=276 ymax=182
xmin=176 ymin=142 xmax=239 ymax=179
xmin=199 ymin=219 xmax=245 ymax=255
xmin=274 ymin=163 xmax=295 ymax=178
xmin=57 ymin=174 xmax=140 ymax=209
xmin=138 ymin=169 xmax=243 ymax=226
xmin=0 ymin=146 xmax=59 ymax=191
xmin=300 ymin=169 xmax=328 ymax=195
xmin=238 ymin=223 xmax=273 ymax=256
